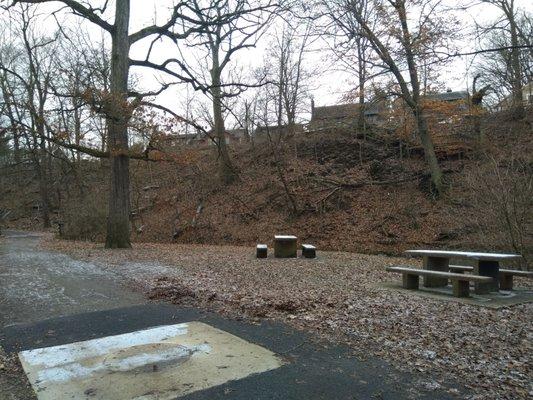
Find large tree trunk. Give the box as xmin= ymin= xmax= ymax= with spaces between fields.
xmin=36 ymin=99 xmax=51 ymax=228
xmin=36 ymin=162 xmax=51 ymax=228
xmin=12 ymin=130 xmax=21 ymax=163
xmin=210 ymin=48 xmax=236 ymax=184
xmin=105 ymin=0 xmax=132 ymax=248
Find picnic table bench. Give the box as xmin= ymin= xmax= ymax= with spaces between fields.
xmin=301 ymin=244 xmax=316 ymax=259
xmin=405 ymin=250 xmax=522 ymax=294
xmin=256 ymin=244 xmax=268 ymax=258
xmin=387 ymin=266 xmax=493 ymax=297
xmin=449 ymin=265 xmax=533 ymax=290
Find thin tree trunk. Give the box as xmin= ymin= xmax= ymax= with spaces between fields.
xmin=74 ymin=100 xmax=81 ymax=164
xmin=105 ymin=0 xmax=132 ymax=248
xmin=13 ymin=130 xmax=21 ymax=163
xmin=210 ymin=47 xmax=236 ymax=184
xmin=356 ymin=37 xmax=366 ymax=134
xmin=507 ymin=6 xmax=524 ymax=119
xmin=414 ymin=107 xmax=443 ymax=194
xmin=36 ymin=162 xmax=51 ymax=228
xmin=397 ymin=0 xmax=443 ymax=194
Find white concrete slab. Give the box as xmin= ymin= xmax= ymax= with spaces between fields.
xmin=19 ymin=322 xmax=284 ymax=400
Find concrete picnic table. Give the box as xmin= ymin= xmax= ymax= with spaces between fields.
xmin=274 ymin=235 xmax=298 ymax=258
xmin=405 ymin=250 xmax=522 ymax=293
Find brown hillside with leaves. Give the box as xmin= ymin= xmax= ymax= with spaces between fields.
xmin=2 ymin=112 xmax=532 ymax=266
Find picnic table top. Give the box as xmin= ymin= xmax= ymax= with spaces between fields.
xmin=274 ymin=235 xmax=297 ymax=240
xmin=405 ymin=249 xmax=522 ymax=261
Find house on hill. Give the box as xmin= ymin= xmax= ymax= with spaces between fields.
xmin=176 ymin=132 xmax=202 ymax=146
xmin=392 ymin=89 xmax=473 ymax=156
xmin=422 ymin=90 xmax=470 ymax=117
xmin=496 ymin=82 xmax=533 ymax=110
xmin=204 ymin=128 xmax=249 ymax=146
xmin=424 ymin=89 xmax=469 ymax=104
xmin=392 ymin=89 xmax=470 ymax=122
xmin=178 ymin=128 xmax=249 ymax=147
xmin=309 ymin=100 xmax=387 ymax=130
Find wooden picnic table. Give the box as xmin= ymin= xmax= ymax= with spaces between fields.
xmin=405 ymin=249 xmax=522 ymax=293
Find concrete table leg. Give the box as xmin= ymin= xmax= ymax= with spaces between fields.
xmin=499 ymin=274 xmax=513 ymax=291
xmin=402 ymin=274 xmax=419 ymax=290
xmin=423 ymin=256 xmax=449 ymax=287
xmin=274 ymin=237 xmax=297 ymax=258
xmin=474 ymin=260 xmax=499 ymax=294
xmin=452 ymin=280 xmax=470 ymax=297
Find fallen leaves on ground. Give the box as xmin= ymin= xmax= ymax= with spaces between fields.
xmin=43 ymin=237 xmax=533 ymax=400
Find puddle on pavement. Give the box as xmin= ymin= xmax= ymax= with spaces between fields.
xmin=19 ymin=322 xmax=284 ymax=399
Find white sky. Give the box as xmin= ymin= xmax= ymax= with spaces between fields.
xmin=10 ymin=0 xmax=533 ymax=123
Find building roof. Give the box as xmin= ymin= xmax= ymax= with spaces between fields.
xmin=176 ymin=133 xmax=201 ymax=141
xmin=425 ymin=90 xmax=468 ymax=102
xmin=311 ymin=102 xmax=383 ymax=121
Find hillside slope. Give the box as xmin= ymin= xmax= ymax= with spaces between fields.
xmin=128 ymin=113 xmax=532 ymax=264
xmin=2 ymin=112 xmax=532 ymax=265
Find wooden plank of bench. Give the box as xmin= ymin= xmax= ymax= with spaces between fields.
xmin=405 ymin=250 xmax=522 ymax=261
xmin=386 ymin=266 xmax=492 ymax=282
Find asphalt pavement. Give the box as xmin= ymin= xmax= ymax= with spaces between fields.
xmin=0 ymin=231 xmax=463 ymax=399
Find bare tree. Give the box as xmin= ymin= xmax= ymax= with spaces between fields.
xmin=165 ymin=0 xmax=279 ymax=184
xmin=479 ymin=0 xmax=527 ymax=119
xmin=473 ymin=7 xmax=532 ymax=111
xmin=322 ymin=0 xmax=459 ymax=195
xmin=320 ymin=0 xmax=375 ymax=132
xmin=5 ymin=0 xmax=204 ymax=247
xmin=0 ymin=6 xmax=58 ymax=227
xmin=269 ymin=21 xmax=313 ymax=131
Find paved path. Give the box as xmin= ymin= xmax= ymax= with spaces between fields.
xmin=0 ymin=231 xmax=463 ymax=399
xmin=0 ymin=231 xmax=144 ymax=328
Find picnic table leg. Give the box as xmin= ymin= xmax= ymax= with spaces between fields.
xmin=423 ymin=256 xmax=449 ymax=287
xmin=474 ymin=260 xmax=499 ymax=294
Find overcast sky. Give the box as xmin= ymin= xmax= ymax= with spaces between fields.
xmin=12 ymin=0 xmax=533 ymax=125
xmin=125 ymin=0 xmax=531 ymax=119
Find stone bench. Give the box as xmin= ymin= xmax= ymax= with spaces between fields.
xmin=256 ymin=244 xmax=268 ymax=259
xmin=449 ymin=265 xmax=532 ymax=290
xmin=301 ymin=244 xmax=316 ymax=259
xmin=498 ymin=269 xmax=533 ymax=290
xmin=386 ymin=266 xmax=493 ymax=297
xmin=274 ymin=235 xmax=297 ymax=258
xmin=449 ymin=265 xmax=474 ymax=273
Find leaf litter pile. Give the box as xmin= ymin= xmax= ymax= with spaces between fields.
xmin=44 ymin=238 xmax=532 ymax=399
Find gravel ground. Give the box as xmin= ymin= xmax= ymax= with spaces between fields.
xmin=0 ymin=347 xmax=35 ymax=400
xmin=43 ymin=237 xmax=533 ymax=400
